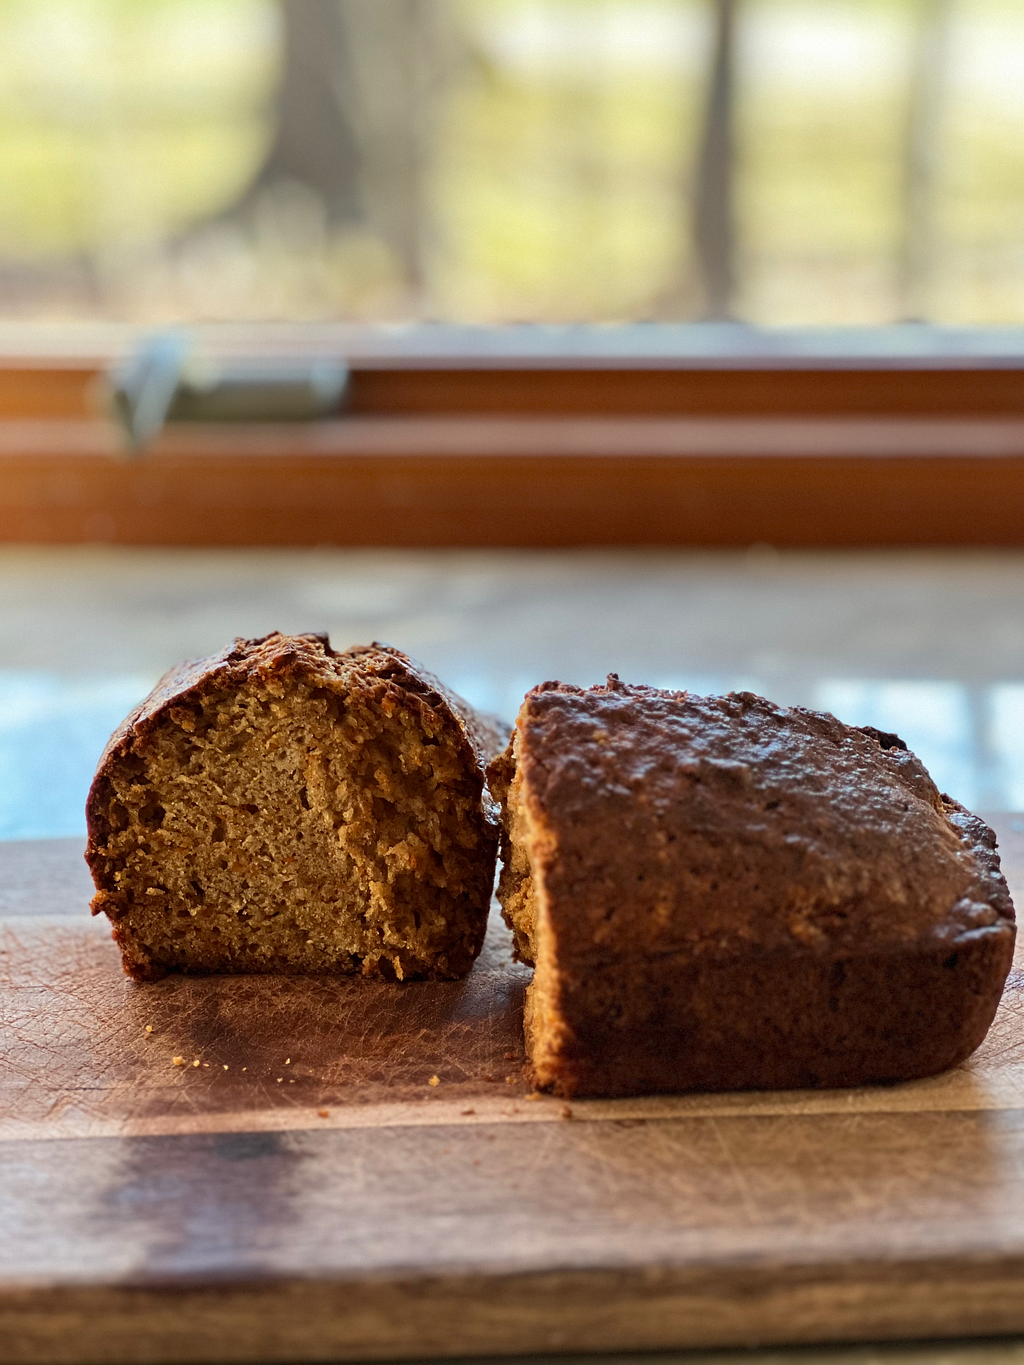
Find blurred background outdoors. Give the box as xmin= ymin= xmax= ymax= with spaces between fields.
xmin=0 ymin=0 xmax=1022 ymax=328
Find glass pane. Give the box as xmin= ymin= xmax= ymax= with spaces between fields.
xmin=0 ymin=0 xmax=1021 ymax=324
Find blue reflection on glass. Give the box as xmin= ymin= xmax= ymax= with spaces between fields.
xmin=0 ymin=672 xmax=154 ymax=840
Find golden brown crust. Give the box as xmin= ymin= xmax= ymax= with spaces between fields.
xmin=89 ymin=635 xmax=505 ymax=808
xmin=87 ymin=633 xmax=507 ymax=983
xmin=493 ymin=677 xmax=1017 ymax=1098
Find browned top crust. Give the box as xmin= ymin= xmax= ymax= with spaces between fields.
xmin=86 ymin=632 xmax=507 ymax=881
xmin=501 ymin=677 xmax=1015 ymax=969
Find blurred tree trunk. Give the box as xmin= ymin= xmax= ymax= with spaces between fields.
xmin=230 ymin=0 xmax=459 ymax=296
xmin=244 ymin=0 xmax=362 ymax=225
xmin=899 ymin=0 xmax=952 ymax=320
xmin=693 ymin=0 xmax=737 ymax=320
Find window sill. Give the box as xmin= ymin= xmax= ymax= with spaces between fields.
xmin=0 ymin=324 xmax=1021 ymax=546
xmin=0 ymin=414 xmax=1020 ymax=547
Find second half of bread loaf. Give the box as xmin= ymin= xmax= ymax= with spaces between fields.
xmin=490 ymin=678 xmax=1016 ymax=1098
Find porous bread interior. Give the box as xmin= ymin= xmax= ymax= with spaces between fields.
xmin=493 ymin=731 xmax=565 ymax=1088
xmin=90 ymin=670 xmax=489 ymax=980
xmin=494 ymin=737 xmax=539 ymax=965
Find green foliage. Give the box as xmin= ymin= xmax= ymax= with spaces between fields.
xmin=0 ymin=0 xmax=1020 ymax=322
xmin=0 ymin=0 xmax=278 ymax=255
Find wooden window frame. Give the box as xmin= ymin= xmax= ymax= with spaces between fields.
xmin=0 ymin=324 xmax=1021 ymax=547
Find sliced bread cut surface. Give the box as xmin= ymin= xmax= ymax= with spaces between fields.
xmin=87 ymin=633 xmax=505 ymax=981
xmin=488 ymin=678 xmax=1016 ymax=1098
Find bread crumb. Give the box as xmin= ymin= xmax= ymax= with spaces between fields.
xmin=172 ymin=1055 xmax=185 ymax=1067
xmin=145 ymin=1024 xmax=153 ymax=1034
xmin=192 ymin=1059 xmax=200 ymax=1068
xmin=317 ymin=1109 xmax=330 ymax=1119
xmin=559 ymin=1104 xmax=573 ymax=1120
xmin=203 ymin=1063 xmax=210 ymax=1068
xmin=505 ymin=1075 xmax=516 ymax=1084
xmin=242 ymin=1067 xmax=247 ymax=1072
xmin=277 ymin=1077 xmax=283 ymax=1083
xmin=289 ymin=1078 xmax=296 ymax=1084
xmin=428 ymin=1074 xmax=440 ymax=1087
xmin=526 ymin=1092 xmax=542 ymax=1102
xmin=285 ymin=1058 xmax=291 ymax=1065
xmin=223 ymin=1064 xmax=229 ymax=1070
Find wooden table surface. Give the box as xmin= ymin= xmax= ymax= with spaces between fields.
xmin=1 ymin=821 xmax=1022 ymax=1365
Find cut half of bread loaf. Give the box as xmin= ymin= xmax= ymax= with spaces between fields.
xmin=87 ymin=633 xmax=505 ymax=982
xmin=488 ymin=678 xmax=1016 ymax=1098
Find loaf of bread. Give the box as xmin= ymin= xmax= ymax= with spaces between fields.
xmin=87 ymin=633 xmax=505 ymax=982
xmin=489 ymin=678 xmax=1016 ymax=1098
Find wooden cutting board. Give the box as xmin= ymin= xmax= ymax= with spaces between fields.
xmin=2 ymin=821 xmax=1023 ymax=1365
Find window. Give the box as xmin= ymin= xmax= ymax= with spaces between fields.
xmin=0 ymin=0 xmax=1022 ymax=325
xmin=0 ymin=3 xmax=1021 ymax=551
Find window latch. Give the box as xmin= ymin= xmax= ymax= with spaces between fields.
xmin=107 ymin=331 xmax=349 ymax=452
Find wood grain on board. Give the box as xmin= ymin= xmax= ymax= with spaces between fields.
xmin=1 ymin=819 xmax=1022 ymax=1363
